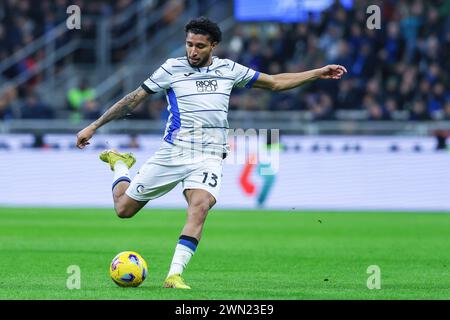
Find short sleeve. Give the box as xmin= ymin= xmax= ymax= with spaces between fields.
xmin=230 ymin=60 xmax=260 ymax=89
xmin=142 ymin=59 xmax=173 ymax=93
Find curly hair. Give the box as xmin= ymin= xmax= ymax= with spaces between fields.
xmin=185 ymin=17 xmax=222 ymax=44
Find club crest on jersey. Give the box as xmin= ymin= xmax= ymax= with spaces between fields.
xmin=196 ymin=79 xmax=218 ymax=92
xmin=137 ymin=185 xmax=145 ymax=193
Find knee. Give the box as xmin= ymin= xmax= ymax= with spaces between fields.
xmin=189 ymin=198 xmax=211 ymax=217
xmin=115 ymin=205 xmax=135 ymax=219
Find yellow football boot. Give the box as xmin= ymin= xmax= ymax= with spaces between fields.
xmin=99 ymin=149 xmax=136 ymax=171
xmin=163 ymin=274 xmax=191 ymax=289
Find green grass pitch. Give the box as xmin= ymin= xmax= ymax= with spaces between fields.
xmin=1 ymin=207 xmax=450 ymax=300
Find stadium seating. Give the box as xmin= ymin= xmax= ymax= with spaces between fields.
xmin=0 ymin=0 xmax=448 ymax=123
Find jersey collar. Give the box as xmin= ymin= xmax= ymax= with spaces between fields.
xmin=196 ymin=56 xmax=217 ymax=73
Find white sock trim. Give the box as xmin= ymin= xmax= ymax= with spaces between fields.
xmin=167 ymin=244 xmax=195 ymax=277
xmin=113 ymin=160 xmax=130 ymax=183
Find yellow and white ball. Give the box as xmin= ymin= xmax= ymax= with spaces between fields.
xmin=110 ymin=251 xmax=148 ymax=287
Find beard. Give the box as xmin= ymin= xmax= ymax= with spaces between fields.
xmin=186 ymin=52 xmax=209 ymax=68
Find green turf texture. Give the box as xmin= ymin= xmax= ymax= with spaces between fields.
xmin=1 ymin=207 xmax=450 ymax=300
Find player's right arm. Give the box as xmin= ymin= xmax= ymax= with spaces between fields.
xmin=76 ymin=86 xmax=150 ymax=149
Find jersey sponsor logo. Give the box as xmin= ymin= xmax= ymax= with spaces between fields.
xmin=196 ymin=79 xmax=218 ymax=92
xmin=215 ymin=70 xmax=223 ymax=76
xmin=136 ymin=185 xmax=145 ymax=193
xmin=184 ymin=72 xmax=195 ymax=77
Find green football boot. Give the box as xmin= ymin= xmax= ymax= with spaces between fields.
xmin=163 ymin=274 xmax=191 ymax=289
xmin=99 ymin=149 xmax=136 ymax=171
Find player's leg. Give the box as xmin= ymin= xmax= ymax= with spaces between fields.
xmin=100 ymin=149 xmax=148 ymax=218
xmin=112 ymin=182 xmax=148 ymax=219
xmin=164 ymin=189 xmax=216 ymax=289
xmin=164 ymin=158 xmax=223 ymax=289
xmin=181 ymin=188 xmax=216 ymax=240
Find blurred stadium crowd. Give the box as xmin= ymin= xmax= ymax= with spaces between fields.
xmin=0 ymin=0 xmax=449 ymax=122
xmin=224 ymin=0 xmax=450 ymax=121
xmin=0 ymin=0 xmax=184 ymax=121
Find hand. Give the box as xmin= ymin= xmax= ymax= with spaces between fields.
xmin=76 ymin=125 xmax=96 ymax=149
xmin=319 ymin=64 xmax=347 ymax=79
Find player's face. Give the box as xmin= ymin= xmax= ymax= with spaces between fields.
xmin=185 ymin=32 xmax=216 ymax=68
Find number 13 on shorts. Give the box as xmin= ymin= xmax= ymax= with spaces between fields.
xmin=182 ymin=160 xmax=223 ymax=201
xmin=202 ymin=172 xmax=218 ymax=187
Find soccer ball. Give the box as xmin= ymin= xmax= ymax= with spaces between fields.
xmin=110 ymin=251 xmax=148 ymax=287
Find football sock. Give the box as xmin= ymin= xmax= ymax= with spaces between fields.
xmin=112 ymin=160 xmax=131 ymax=190
xmin=167 ymin=235 xmax=198 ymax=277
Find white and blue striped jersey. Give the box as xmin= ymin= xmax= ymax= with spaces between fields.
xmin=141 ymin=56 xmax=260 ymax=157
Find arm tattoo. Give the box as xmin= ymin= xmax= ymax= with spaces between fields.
xmin=91 ymin=87 xmax=149 ymax=129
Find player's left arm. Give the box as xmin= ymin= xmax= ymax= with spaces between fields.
xmin=252 ymin=64 xmax=347 ymax=91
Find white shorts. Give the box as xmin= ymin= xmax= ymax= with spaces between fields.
xmin=126 ymin=142 xmax=224 ymax=202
